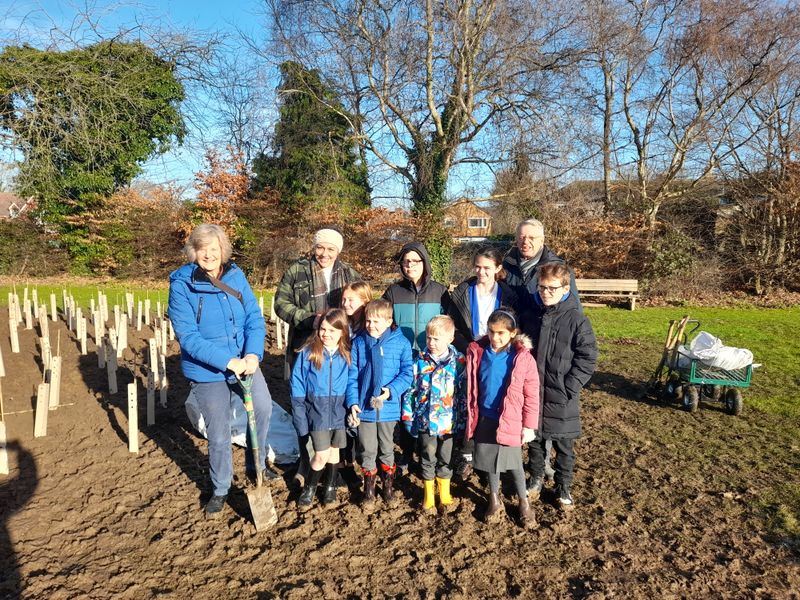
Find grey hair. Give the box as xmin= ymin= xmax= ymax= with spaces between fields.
xmin=184 ymin=224 xmax=233 ymax=264
xmin=515 ymin=218 xmax=544 ymax=238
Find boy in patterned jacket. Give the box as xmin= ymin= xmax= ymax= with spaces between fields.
xmin=401 ymin=315 xmax=466 ymax=512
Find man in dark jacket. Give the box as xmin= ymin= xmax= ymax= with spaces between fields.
xmin=503 ymin=218 xmax=582 ymax=313
xmin=522 ymin=263 xmax=597 ymax=510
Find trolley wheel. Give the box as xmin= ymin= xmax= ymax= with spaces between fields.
xmin=725 ymin=388 xmax=743 ymax=416
xmin=684 ymin=386 xmax=700 ymax=413
xmin=664 ymin=375 xmax=683 ymax=404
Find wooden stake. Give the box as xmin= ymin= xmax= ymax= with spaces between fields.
xmin=128 ymin=383 xmax=138 ymax=453
xmin=48 ymin=356 xmax=61 ymax=409
xmin=50 ymin=292 xmax=57 ymax=322
xmin=32 ymin=288 xmax=38 ymax=315
xmin=0 ymin=341 xmax=5 ymax=377
xmin=147 ymin=371 xmax=155 ymax=425
xmin=34 ymin=383 xmax=49 ymax=437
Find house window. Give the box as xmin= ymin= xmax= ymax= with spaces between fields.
xmin=444 ymin=217 xmax=455 ymax=227
xmin=468 ymin=217 xmax=487 ymax=229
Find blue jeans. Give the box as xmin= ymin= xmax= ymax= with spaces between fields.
xmin=192 ymin=369 xmax=272 ymax=496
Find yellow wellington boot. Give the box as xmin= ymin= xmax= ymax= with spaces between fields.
xmin=437 ymin=477 xmax=453 ymax=506
xmin=422 ymin=479 xmax=436 ymax=511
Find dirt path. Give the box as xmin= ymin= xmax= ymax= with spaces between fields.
xmin=0 ymin=315 xmax=798 ymax=599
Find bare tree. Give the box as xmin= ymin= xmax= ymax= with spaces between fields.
xmin=262 ymin=0 xmax=579 ymax=276
xmin=608 ymin=0 xmax=798 ymax=230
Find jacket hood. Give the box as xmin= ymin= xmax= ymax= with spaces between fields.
xmin=396 ymin=241 xmax=432 ymax=286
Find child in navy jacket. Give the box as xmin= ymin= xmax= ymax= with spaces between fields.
xmin=347 ymin=299 xmax=414 ymax=507
xmin=291 ymin=308 xmax=352 ymax=509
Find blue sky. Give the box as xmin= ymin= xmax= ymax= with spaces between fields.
xmin=0 ymin=0 xmax=501 ymax=207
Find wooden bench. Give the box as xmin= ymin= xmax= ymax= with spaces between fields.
xmin=575 ymin=279 xmax=639 ymax=310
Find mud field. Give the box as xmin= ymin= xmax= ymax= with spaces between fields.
xmin=0 ymin=313 xmax=798 ymax=599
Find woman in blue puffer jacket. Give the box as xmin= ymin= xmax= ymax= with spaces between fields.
xmin=168 ymin=223 xmax=275 ymax=519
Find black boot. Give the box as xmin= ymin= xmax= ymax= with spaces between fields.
xmin=297 ymin=467 xmax=323 ymax=510
xmin=321 ymin=463 xmax=339 ymax=506
xmin=381 ymin=465 xmax=396 ymax=505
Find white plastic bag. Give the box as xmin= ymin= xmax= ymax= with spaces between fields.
xmin=685 ymin=331 xmax=753 ymax=370
xmin=185 ymin=392 xmax=300 ymax=465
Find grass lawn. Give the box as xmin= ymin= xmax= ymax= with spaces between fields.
xmin=587 ymin=306 xmax=800 ymax=420
xmin=0 ymin=283 xmax=276 ymax=316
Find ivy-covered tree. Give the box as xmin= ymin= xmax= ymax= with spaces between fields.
xmin=0 ymin=41 xmax=185 ymax=271
xmin=251 ymin=61 xmax=369 ymax=216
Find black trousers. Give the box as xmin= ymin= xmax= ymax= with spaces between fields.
xmin=527 ymin=437 xmax=576 ymax=489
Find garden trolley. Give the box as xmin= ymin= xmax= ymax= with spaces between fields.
xmin=660 ymin=319 xmax=753 ymax=415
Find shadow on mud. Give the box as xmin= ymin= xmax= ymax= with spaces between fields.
xmin=0 ymin=439 xmax=37 ymax=599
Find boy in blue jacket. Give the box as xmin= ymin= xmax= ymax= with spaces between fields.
xmin=347 ymin=299 xmax=414 ymax=507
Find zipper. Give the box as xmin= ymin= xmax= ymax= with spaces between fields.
xmin=196 ymin=297 xmax=203 ymax=324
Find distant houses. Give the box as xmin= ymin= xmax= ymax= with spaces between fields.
xmin=0 ymin=192 xmax=34 ymax=219
xmin=443 ymin=198 xmax=492 ymax=241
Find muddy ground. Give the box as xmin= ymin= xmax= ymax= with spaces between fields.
xmin=0 ymin=312 xmax=798 ymax=599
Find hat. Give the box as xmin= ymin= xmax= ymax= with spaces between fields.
xmin=313 ymin=228 xmax=343 ymax=252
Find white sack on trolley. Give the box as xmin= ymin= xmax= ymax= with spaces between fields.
xmin=677 ymin=331 xmax=753 ymax=370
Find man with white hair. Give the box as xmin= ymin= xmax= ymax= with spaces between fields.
xmin=502 ymin=218 xmax=581 ymax=485
xmin=502 ymin=218 xmax=581 ymax=313
xmin=275 ymin=227 xmax=361 ymax=375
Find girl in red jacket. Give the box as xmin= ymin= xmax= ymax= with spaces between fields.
xmin=466 ymin=309 xmax=540 ymax=527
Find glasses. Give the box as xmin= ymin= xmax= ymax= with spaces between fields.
xmin=402 ymin=259 xmax=423 ymax=267
xmin=538 ymin=284 xmax=563 ymax=293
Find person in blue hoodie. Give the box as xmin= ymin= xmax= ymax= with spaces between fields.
xmin=346 ymin=299 xmax=414 ymax=507
xmin=290 ymin=308 xmax=351 ymax=510
xmin=383 ymin=242 xmax=450 ymax=473
xmin=168 ymin=224 xmax=275 ymax=519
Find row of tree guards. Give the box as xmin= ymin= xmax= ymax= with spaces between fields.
xmin=0 ymin=287 xmax=290 ymax=475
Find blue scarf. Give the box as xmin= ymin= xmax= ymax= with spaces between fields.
xmin=360 ymin=327 xmax=393 ymax=408
xmin=470 ymin=282 xmax=502 ymax=338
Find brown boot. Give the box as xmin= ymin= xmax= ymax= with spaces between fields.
xmin=381 ymin=464 xmax=396 ymax=506
xmin=518 ymin=496 xmax=536 ymax=529
xmin=484 ymin=492 xmax=504 ymax=523
xmin=362 ymin=468 xmax=377 ymax=505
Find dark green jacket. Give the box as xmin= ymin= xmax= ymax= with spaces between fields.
xmin=274 ymin=256 xmax=360 ymax=375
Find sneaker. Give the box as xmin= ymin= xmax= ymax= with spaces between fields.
xmin=557 ymin=486 xmax=574 ymax=510
xmin=527 ymin=475 xmax=544 ymax=499
xmin=204 ymin=494 xmax=227 ymax=517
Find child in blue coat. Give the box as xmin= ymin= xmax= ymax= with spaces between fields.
xmin=347 ymin=299 xmax=414 ymax=507
xmin=401 ymin=315 xmax=466 ymax=512
xmin=291 ymin=308 xmax=352 ymax=510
